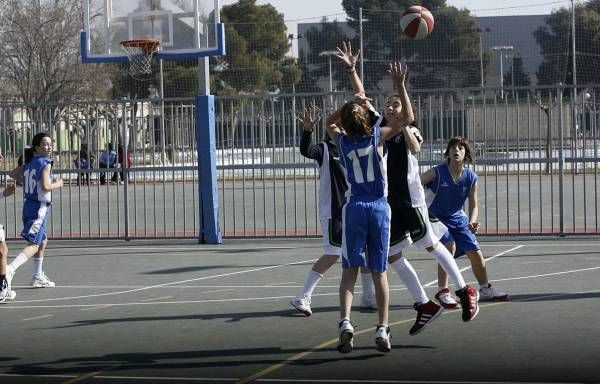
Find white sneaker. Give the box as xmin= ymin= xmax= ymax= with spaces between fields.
xmin=435 ymin=287 xmax=460 ymax=309
xmin=337 ymin=320 xmax=354 ymax=353
xmin=479 ymin=283 xmax=508 ymax=301
xmin=375 ymin=325 xmax=391 ymax=352
xmin=290 ymin=295 xmax=312 ymax=316
xmin=31 ymin=272 xmax=56 ymax=288
xmin=360 ymin=293 xmax=377 ymax=310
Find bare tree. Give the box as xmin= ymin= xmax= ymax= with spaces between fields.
xmin=0 ymin=0 xmax=113 ymax=123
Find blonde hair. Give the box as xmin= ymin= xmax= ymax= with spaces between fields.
xmin=340 ymin=102 xmax=371 ymax=138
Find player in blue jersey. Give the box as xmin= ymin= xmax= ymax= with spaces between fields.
xmin=0 ymin=149 xmax=17 ymax=303
xmin=290 ymin=105 xmax=376 ymax=316
xmin=335 ymin=42 xmax=479 ymax=334
xmin=327 ymin=61 xmax=411 ymax=353
xmin=421 ymin=136 xmax=508 ymax=306
xmin=6 ymin=133 xmax=63 ymax=292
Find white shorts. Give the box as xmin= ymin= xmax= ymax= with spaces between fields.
xmin=389 ymin=205 xmax=447 ymax=255
xmin=0 ymin=224 xmax=4 ymax=242
xmin=321 ymin=219 xmax=342 ymax=256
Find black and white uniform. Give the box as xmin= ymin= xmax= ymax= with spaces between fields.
xmin=300 ymin=131 xmax=347 ymax=255
xmin=386 ymin=126 xmax=446 ymax=254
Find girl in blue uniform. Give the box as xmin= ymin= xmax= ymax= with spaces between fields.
xmin=422 ymin=136 xmax=508 ymax=306
xmin=7 ymin=133 xmax=63 ymax=291
xmin=327 ymin=62 xmax=412 ymax=353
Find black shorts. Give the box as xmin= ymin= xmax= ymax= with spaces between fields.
xmin=389 ymin=202 xmax=428 ymax=246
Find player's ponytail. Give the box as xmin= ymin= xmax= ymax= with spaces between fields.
xmin=340 ymin=102 xmax=371 ymax=138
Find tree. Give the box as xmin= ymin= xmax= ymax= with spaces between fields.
xmin=0 ymin=0 xmax=111 ymax=105
xmin=534 ymin=1 xmax=600 ymax=86
xmin=211 ymin=0 xmax=300 ymax=95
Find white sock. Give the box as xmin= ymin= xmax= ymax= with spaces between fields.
xmin=361 ymin=272 xmax=375 ymax=297
xmin=9 ymin=253 xmax=29 ymax=272
xmin=297 ymin=270 xmax=322 ymax=299
xmin=430 ymin=245 xmax=466 ymax=290
xmin=390 ymin=257 xmax=429 ymax=304
xmin=33 ymin=257 xmax=43 ymax=276
xmin=479 ymin=282 xmax=490 ymax=290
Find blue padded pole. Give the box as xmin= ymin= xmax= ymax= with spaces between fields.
xmin=196 ymin=95 xmax=222 ymax=244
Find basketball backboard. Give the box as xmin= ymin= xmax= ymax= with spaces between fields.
xmin=81 ymin=0 xmax=225 ymax=63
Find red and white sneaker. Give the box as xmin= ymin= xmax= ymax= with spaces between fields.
xmin=456 ymin=285 xmax=480 ymax=322
xmin=435 ymin=287 xmax=460 ymax=309
xmin=409 ymin=300 xmax=443 ymax=335
xmin=479 ymin=283 xmax=509 ymax=301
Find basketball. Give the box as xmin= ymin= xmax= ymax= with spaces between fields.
xmin=400 ymin=6 xmax=435 ymax=40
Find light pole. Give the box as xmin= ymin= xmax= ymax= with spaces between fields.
xmin=319 ymin=50 xmax=337 ymax=106
xmin=491 ymin=45 xmax=514 ymax=98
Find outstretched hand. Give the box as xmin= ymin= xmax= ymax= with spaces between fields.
xmin=297 ymin=105 xmax=320 ymax=131
xmin=335 ymin=41 xmax=360 ymax=69
xmin=353 ymin=92 xmax=372 ymax=107
xmin=388 ymin=62 xmax=408 ymax=89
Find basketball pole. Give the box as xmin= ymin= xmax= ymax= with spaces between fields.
xmin=195 ymin=2 xmax=222 ymax=244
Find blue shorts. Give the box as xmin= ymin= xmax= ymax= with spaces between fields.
xmin=341 ymin=197 xmax=390 ymax=273
xmin=440 ymin=225 xmax=480 ymax=258
xmin=21 ymin=200 xmax=50 ymax=245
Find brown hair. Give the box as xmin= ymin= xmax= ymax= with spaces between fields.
xmin=444 ymin=136 xmax=474 ymax=164
xmin=339 ymin=101 xmax=371 ymax=138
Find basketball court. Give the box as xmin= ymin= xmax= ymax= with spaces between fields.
xmin=0 ymin=237 xmax=598 ymax=383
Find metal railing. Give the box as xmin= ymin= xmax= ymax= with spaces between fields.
xmin=0 ymin=84 xmax=598 ymax=239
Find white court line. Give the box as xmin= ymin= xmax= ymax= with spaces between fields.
xmin=22 ymin=314 xmax=54 ymax=321
xmin=80 ymin=305 xmax=113 ymax=311
xmin=141 ymin=296 xmax=173 ymax=302
xmin=423 ymin=245 xmax=524 ymax=287
xmin=11 ymin=258 xmax=319 ymax=304
xmin=5 ymin=266 xmax=599 ymax=310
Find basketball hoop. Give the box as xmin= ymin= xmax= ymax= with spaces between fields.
xmin=119 ymin=39 xmax=160 ymax=78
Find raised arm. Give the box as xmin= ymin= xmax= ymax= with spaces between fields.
xmin=380 ymin=62 xmax=413 ymax=143
xmin=335 ymin=41 xmax=372 ymax=109
xmin=297 ymin=106 xmax=324 ymax=162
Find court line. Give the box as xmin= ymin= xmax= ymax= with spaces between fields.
xmin=141 ymin=296 xmax=173 ymax=302
xmin=422 ymin=245 xmax=524 ymax=287
xmin=9 ymin=258 xmax=319 ymax=303
xmin=236 ymin=289 xmax=600 ymax=384
xmin=4 ymin=266 xmax=598 ymax=310
xmin=22 ymin=314 xmax=53 ymax=321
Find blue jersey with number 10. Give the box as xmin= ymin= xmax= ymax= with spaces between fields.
xmin=23 ymin=155 xmax=53 ymax=203
xmin=336 ymin=114 xmax=388 ymax=199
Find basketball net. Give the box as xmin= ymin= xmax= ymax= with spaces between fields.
xmin=119 ymin=39 xmax=160 ymax=79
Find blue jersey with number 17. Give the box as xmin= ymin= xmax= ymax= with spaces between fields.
xmin=336 ymin=113 xmax=388 ymax=199
xmin=23 ymin=155 xmax=53 ymax=203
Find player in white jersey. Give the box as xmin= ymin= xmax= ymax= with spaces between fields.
xmin=327 ymin=61 xmax=412 ymax=353
xmin=422 ymin=136 xmax=508 ymax=306
xmin=0 ymin=149 xmax=17 ymax=303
